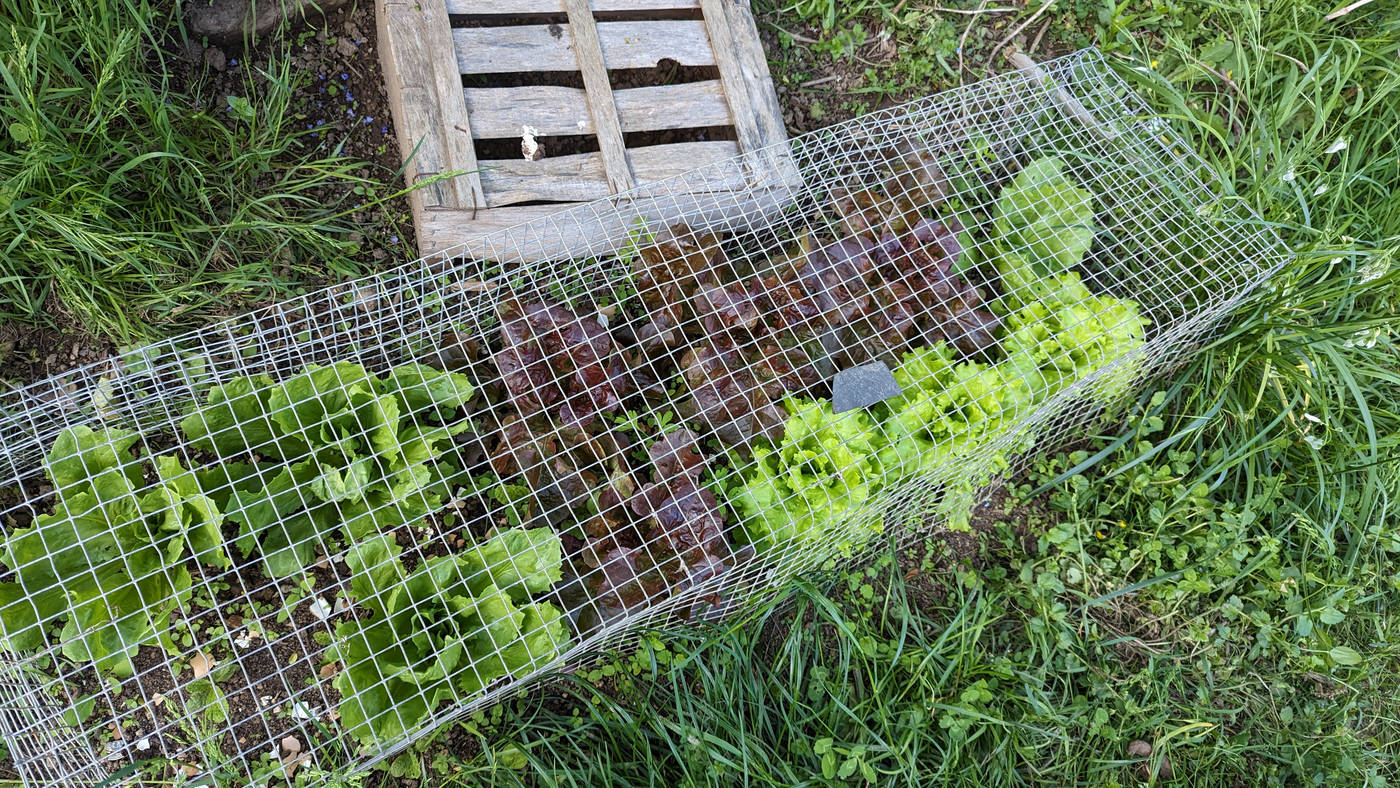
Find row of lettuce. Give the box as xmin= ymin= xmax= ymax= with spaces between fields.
xmin=0 ymin=155 xmax=1150 ymax=751
xmin=728 ymin=273 xmax=1147 ymax=557
xmin=726 ymin=155 xmax=1147 ymax=557
xmin=0 ymin=362 xmax=575 ymax=745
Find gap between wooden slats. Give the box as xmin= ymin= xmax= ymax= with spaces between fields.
xmin=464 ymin=81 xmax=731 ymax=138
xmin=446 ymin=0 xmax=697 ymax=13
xmin=477 ymin=140 xmax=741 ymax=205
xmin=453 ymin=21 xmax=714 ymax=74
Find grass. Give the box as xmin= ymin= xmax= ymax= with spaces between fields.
xmin=0 ymin=0 xmax=384 ymax=342
xmin=396 ymin=0 xmax=1400 ymax=784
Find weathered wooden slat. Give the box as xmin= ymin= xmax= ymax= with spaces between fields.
xmin=418 ymin=185 xmax=795 ymax=259
xmin=464 ymin=81 xmax=732 ymax=138
xmin=699 ymin=0 xmax=803 ymax=192
xmin=564 ymin=0 xmax=634 ymax=193
xmin=452 ymin=21 xmax=715 ymax=74
xmin=478 ymin=140 xmax=741 ymax=205
xmin=699 ymin=0 xmax=789 ymax=154
xmin=378 ymin=0 xmax=485 ymax=213
xmin=465 ymin=86 xmax=592 ymax=137
xmin=447 ymin=0 xmax=698 ymax=12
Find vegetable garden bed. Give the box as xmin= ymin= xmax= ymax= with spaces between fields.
xmin=0 ymin=49 xmax=1285 ymax=785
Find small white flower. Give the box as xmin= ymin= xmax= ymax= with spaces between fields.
xmin=1357 ymin=255 xmax=1391 ymax=284
xmin=1313 ymin=183 xmax=1329 ymax=196
xmin=292 ymin=701 xmax=316 ymax=720
xmin=1325 ymin=138 xmax=1348 ymax=154
xmin=1302 ymin=413 xmax=1322 ymax=424
xmin=1281 ymin=168 xmax=1296 ymax=182
xmin=1303 ymin=434 xmax=1326 ymax=450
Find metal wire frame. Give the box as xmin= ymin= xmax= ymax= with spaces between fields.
xmin=0 ymin=48 xmax=1288 ymax=785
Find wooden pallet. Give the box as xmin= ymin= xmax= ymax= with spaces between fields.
xmin=376 ymin=0 xmax=796 ymax=259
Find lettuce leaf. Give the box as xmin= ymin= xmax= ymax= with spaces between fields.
xmin=1002 ymin=273 xmax=1150 ymax=403
xmin=180 ymin=374 xmax=306 ymax=460
xmin=991 ymin=157 xmax=1096 ymax=307
xmin=458 ymin=527 xmax=564 ymax=603
xmin=0 ymin=429 xmax=220 ymax=675
xmin=330 ymin=528 xmax=569 ymax=746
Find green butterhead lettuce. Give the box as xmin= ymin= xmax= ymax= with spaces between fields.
xmin=178 ymin=362 xmax=475 ymax=577
xmin=0 ymin=427 xmax=225 ymax=676
xmin=330 ymin=528 xmax=568 ymax=746
xmin=991 ymin=156 xmax=1096 ymax=307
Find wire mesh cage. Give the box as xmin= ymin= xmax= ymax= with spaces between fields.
xmin=0 ymin=48 xmax=1286 ymax=785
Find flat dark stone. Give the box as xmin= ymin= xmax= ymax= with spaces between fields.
xmin=832 ymin=361 xmax=901 ymax=414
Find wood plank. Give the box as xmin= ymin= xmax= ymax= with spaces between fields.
xmin=417 ymin=186 xmax=796 ymax=259
xmin=698 ymin=0 xmax=800 ymax=192
xmin=477 ymin=140 xmax=741 ymax=205
xmin=564 ymin=0 xmax=635 ymax=193
xmin=378 ymin=0 xmax=485 ymax=212
xmin=699 ymin=0 xmax=790 ymax=153
xmin=453 ymin=21 xmax=715 ymax=74
xmin=447 ymin=0 xmax=698 ymax=12
xmin=464 ymin=81 xmax=732 ymax=138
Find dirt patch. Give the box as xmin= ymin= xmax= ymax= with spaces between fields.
xmin=0 ymin=322 xmax=116 ymax=388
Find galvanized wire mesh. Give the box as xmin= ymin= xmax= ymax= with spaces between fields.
xmin=0 ymin=48 xmax=1286 ymax=785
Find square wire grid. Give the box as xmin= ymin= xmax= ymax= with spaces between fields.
xmin=0 ymin=48 xmax=1287 ymax=785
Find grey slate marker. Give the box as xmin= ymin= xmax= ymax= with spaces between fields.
xmin=832 ymin=361 xmax=902 ymax=414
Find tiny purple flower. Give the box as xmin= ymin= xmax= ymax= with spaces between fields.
xmin=340 ymin=73 xmax=348 ymax=80
xmin=389 ymin=235 xmax=399 ymax=245
xmin=230 ymin=58 xmax=238 ymax=66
